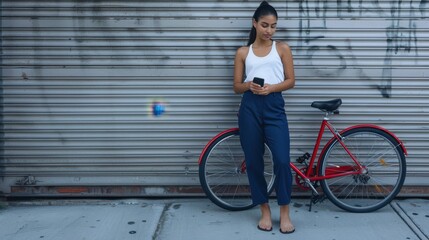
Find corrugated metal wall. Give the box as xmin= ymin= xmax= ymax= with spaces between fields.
xmin=1 ymin=0 xmax=428 ymax=197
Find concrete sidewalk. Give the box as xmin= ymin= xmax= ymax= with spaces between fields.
xmin=0 ymin=198 xmax=428 ymax=240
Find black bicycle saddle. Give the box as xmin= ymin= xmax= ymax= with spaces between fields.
xmin=311 ymin=99 xmax=342 ymax=112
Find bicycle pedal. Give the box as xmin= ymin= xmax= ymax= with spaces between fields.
xmin=296 ymin=152 xmax=310 ymax=164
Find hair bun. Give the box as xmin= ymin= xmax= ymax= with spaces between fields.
xmin=259 ymin=1 xmax=269 ymax=7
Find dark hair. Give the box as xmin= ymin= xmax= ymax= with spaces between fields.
xmin=247 ymin=1 xmax=278 ymax=46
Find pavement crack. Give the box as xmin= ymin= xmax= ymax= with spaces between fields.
xmin=152 ymin=203 xmax=172 ymax=240
xmin=390 ymin=202 xmax=428 ymax=240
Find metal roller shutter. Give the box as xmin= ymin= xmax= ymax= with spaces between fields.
xmin=0 ymin=0 xmax=428 ymax=197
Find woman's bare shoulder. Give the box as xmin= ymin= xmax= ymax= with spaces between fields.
xmin=236 ymin=46 xmax=250 ymax=58
xmin=275 ymin=41 xmax=292 ymax=52
xmin=275 ymin=41 xmax=293 ymax=58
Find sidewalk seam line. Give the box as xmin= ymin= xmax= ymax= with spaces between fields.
xmin=152 ymin=203 xmax=172 ymax=240
xmin=390 ymin=201 xmax=428 ymax=240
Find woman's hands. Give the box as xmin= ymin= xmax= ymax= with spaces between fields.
xmin=250 ymin=82 xmax=272 ymax=95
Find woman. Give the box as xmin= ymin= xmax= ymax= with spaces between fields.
xmin=233 ymin=1 xmax=296 ymax=234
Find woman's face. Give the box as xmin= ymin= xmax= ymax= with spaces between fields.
xmin=253 ymin=15 xmax=277 ymax=42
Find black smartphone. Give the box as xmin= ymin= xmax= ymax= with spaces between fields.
xmin=253 ymin=77 xmax=264 ymax=87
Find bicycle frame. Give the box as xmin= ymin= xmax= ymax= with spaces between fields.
xmin=198 ymin=115 xmax=408 ymax=185
xmin=292 ymin=116 xmax=408 ymax=183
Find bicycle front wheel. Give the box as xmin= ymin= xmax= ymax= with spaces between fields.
xmin=319 ymin=127 xmax=406 ymax=213
xmin=199 ymin=129 xmax=275 ymax=211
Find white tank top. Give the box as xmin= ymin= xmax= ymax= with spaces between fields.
xmin=244 ymin=41 xmax=284 ymax=85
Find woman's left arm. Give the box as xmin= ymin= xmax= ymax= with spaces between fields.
xmin=263 ymin=42 xmax=295 ymax=93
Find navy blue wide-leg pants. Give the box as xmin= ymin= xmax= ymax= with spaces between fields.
xmin=238 ymin=91 xmax=292 ymax=206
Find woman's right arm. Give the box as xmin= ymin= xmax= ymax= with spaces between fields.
xmin=233 ymin=47 xmax=251 ymax=94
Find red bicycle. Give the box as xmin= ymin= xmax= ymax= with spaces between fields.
xmin=198 ymin=99 xmax=407 ymax=213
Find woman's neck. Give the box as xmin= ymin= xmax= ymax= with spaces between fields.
xmin=252 ymin=39 xmax=273 ymax=48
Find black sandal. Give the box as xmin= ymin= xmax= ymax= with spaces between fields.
xmin=257 ymin=225 xmax=273 ymax=232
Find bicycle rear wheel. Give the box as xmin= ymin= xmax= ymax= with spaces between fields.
xmin=319 ymin=127 xmax=406 ymax=213
xmin=199 ymin=129 xmax=275 ymax=211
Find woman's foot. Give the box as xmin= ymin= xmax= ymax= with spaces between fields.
xmin=257 ymin=203 xmax=273 ymax=231
xmin=279 ymin=205 xmax=295 ymax=234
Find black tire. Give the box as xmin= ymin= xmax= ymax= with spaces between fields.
xmin=199 ymin=129 xmax=275 ymax=211
xmin=319 ymin=127 xmax=406 ymax=212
